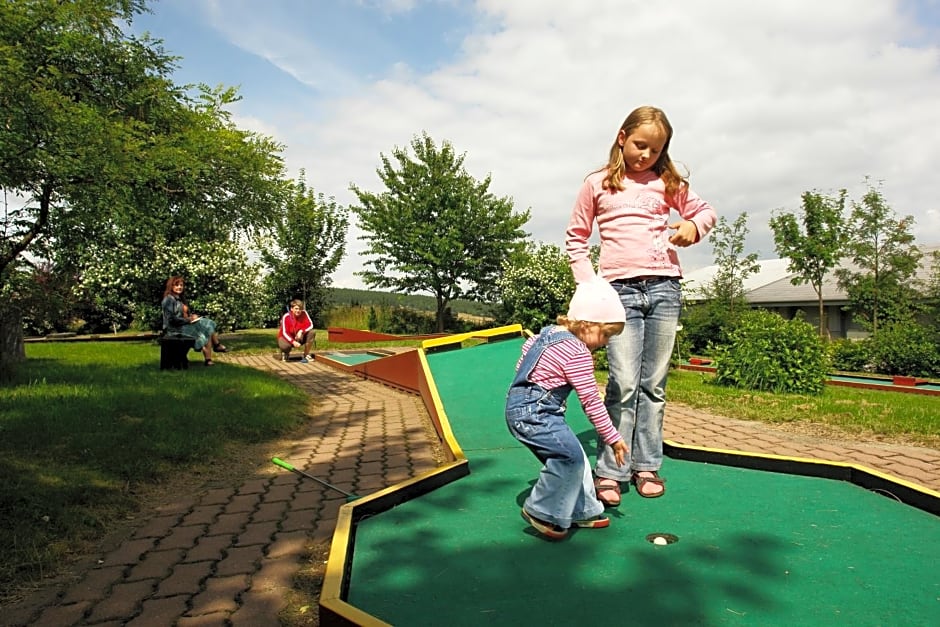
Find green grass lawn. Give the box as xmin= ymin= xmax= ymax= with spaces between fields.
xmin=0 ymin=338 xmax=310 ymax=603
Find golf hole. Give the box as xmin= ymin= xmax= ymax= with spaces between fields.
xmin=646 ymin=533 xmax=678 ymax=546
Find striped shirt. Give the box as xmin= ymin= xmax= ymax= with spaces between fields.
xmin=517 ymin=332 xmax=623 ymax=445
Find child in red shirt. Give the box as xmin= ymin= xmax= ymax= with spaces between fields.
xmin=278 ymin=299 xmax=315 ymax=363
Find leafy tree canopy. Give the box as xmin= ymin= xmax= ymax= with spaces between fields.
xmin=350 ymin=132 xmax=530 ymax=331
xmin=259 ymin=174 xmax=350 ymax=327
xmin=0 ymin=0 xmax=288 ymax=297
xmin=496 ymin=241 xmax=574 ymax=332
xmin=770 ymin=189 xmax=846 ymax=337
xmin=835 ymin=179 xmax=922 ymax=334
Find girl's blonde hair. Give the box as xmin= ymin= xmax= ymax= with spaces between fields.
xmin=592 ymin=105 xmax=688 ymax=205
xmin=556 ymin=315 xmax=625 ymax=339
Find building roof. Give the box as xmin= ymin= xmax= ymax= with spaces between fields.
xmin=682 ymin=245 xmax=939 ymax=306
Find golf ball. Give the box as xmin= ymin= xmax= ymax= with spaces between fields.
xmin=653 ymin=536 xmax=668 ymax=546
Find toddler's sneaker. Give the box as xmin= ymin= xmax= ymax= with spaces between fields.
xmin=521 ymin=509 xmax=568 ymax=540
xmin=572 ymin=515 xmax=610 ymax=529
xmin=300 ymin=356 xmax=310 ymax=364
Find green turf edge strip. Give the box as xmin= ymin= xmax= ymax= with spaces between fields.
xmin=416 ymin=348 xmax=467 ymax=463
xmin=827 ymin=378 xmax=940 ymax=396
xmin=311 ymin=352 xmax=360 ymax=373
xmin=320 ymin=460 xmax=470 ymax=627
xmin=663 ymin=440 xmax=940 ymax=516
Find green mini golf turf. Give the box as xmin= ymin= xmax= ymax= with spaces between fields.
xmin=345 ymin=338 xmax=940 ymax=626
xmin=321 ymin=351 xmax=384 ymax=366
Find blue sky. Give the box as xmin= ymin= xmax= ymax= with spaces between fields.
xmin=134 ymin=0 xmax=940 ymax=290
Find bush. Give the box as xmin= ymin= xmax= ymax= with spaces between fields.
xmin=868 ymin=321 xmax=939 ymax=377
xmin=377 ymin=306 xmax=463 ymax=335
xmin=495 ymin=242 xmax=575 ymax=332
xmin=325 ymin=305 xmax=371 ymax=330
xmin=829 ymin=338 xmax=872 ymax=373
xmin=7 ymin=263 xmax=88 ymax=336
xmin=679 ymin=300 xmax=740 ymax=355
xmin=714 ymin=309 xmax=829 ymax=394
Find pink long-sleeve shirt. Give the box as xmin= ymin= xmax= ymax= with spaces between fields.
xmin=516 ymin=333 xmax=623 ymax=446
xmin=566 ymin=169 xmax=717 ymax=284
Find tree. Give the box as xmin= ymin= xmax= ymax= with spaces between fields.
xmin=495 ymin=242 xmax=575 ymax=332
xmin=835 ymin=180 xmax=922 ymax=335
xmin=259 ymin=175 xmax=349 ymax=326
xmin=350 ymin=132 xmax=530 ymax=332
xmin=699 ymin=212 xmax=760 ymax=315
xmin=3 ymin=0 xmax=163 ymax=278
xmin=681 ymin=213 xmax=758 ymax=354
xmin=79 ymin=235 xmax=267 ymax=332
xmin=0 ymin=0 xmax=288 ymax=368
xmin=770 ymin=189 xmax=846 ymax=338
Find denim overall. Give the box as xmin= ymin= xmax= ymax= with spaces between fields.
xmin=506 ymin=326 xmax=605 ymax=528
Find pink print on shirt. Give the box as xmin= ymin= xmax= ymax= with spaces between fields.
xmin=621 ymin=193 xmax=673 ymax=268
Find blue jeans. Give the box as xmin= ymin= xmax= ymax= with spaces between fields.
xmin=506 ymin=327 xmax=604 ymax=528
xmin=506 ymin=388 xmax=604 ymax=528
xmin=596 ymin=278 xmax=681 ymax=481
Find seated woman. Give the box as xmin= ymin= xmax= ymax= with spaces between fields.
xmin=161 ymin=276 xmax=227 ymax=366
xmin=277 ymin=299 xmax=315 ymax=363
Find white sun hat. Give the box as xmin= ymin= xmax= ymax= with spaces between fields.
xmin=566 ymin=277 xmax=626 ymax=324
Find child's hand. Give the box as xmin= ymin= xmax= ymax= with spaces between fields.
xmin=668 ymin=220 xmax=699 ymax=247
xmin=612 ymin=440 xmax=629 ymax=467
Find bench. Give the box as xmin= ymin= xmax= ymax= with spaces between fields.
xmin=159 ymin=334 xmax=196 ymax=370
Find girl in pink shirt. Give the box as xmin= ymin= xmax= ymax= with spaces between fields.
xmin=506 ymin=279 xmax=629 ymax=540
xmin=565 ymin=106 xmax=717 ymax=503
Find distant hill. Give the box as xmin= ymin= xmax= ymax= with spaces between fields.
xmin=329 ymin=288 xmax=495 ymax=317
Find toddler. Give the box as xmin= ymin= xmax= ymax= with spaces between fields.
xmin=506 ymin=278 xmax=629 ymax=540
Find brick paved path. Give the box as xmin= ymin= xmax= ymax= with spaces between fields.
xmin=6 ymin=353 xmax=938 ymax=626
xmin=7 ymin=355 xmax=442 ymax=627
xmin=664 ymin=405 xmax=940 ymax=492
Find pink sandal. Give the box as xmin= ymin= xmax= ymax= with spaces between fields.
xmin=594 ymin=477 xmax=621 ymax=507
xmin=633 ymin=471 xmax=666 ymax=498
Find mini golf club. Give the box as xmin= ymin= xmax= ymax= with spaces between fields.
xmin=271 ymin=457 xmax=360 ymax=502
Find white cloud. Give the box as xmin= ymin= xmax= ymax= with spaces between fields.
xmin=229 ymin=108 xmax=281 ymax=140
xmin=208 ymin=0 xmax=940 ymax=289
xmin=203 ymin=0 xmax=364 ymax=95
